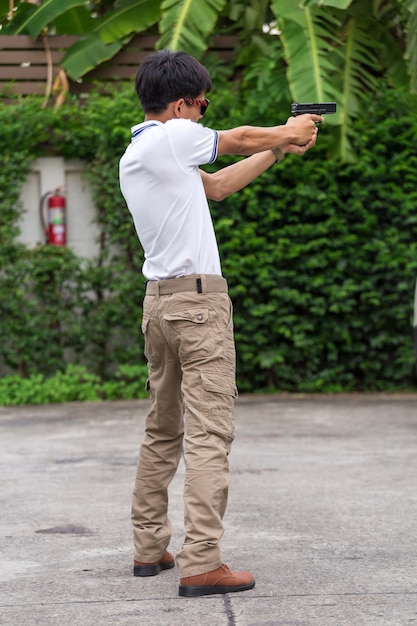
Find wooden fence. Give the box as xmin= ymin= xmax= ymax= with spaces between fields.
xmin=0 ymin=34 xmax=237 ymax=97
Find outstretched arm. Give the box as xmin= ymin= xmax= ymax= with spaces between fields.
xmin=202 ymin=131 xmax=318 ymax=201
xmin=216 ymin=113 xmax=321 ymax=157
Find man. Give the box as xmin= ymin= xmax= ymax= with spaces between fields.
xmin=119 ymin=49 xmax=321 ymax=598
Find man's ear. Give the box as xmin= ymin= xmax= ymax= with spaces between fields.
xmin=173 ymin=98 xmax=184 ymax=117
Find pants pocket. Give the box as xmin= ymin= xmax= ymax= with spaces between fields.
xmin=163 ymin=307 xmax=214 ymax=361
xmin=200 ymin=372 xmax=237 ymax=446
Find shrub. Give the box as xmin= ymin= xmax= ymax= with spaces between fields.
xmin=0 ymin=364 xmax=148 ymax=405
xmin=0 ymin=83 xmax=416 ymax=402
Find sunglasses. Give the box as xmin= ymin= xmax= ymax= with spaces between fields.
xmin=183 ymin=97 xmax=210 ymax=116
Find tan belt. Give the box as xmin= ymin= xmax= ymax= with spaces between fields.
xmin=146 ymin=274 xmax=228 ymax=296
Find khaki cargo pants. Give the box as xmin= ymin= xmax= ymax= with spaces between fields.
xmin=131 ymin=274 xmax=237 ymax=577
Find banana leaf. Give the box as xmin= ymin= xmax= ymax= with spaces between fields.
xmin=54 ymin=7 xmax=93 ymax=35
xmin=4 ymin=0 xmax=86 ymax=39
xmin=61 ymin=0 xmax=160 ymax=79
xmin=272 ymin=0 xmax=390 ymax=160
xmin=301 ymin=0 xmax=353 ymax=8
xmin=158 ymin=0 xmax=226 ymax=56
xmin=94 ymin=0 xmax=161 ymax=45
xmin=60 ymin=35 xmax=124 ymax=80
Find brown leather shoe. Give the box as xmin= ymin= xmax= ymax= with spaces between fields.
xmin=133 ymin=550 xmax=175 ymax=577
xmin=179 ymin=563 xmax=255 ymax=597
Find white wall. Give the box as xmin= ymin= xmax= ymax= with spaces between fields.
xmin=17 ymin=157 xmax=101 ymax=259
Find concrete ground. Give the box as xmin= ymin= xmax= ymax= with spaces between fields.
xmin=0 ymin=394 xmax=416 ymax=626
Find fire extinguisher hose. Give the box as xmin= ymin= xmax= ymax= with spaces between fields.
xmin=39 ymin=191 xmax=50 ymax=244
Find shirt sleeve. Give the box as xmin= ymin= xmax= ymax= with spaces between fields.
xmin=165 ymin=119 xmax=218 ymax=168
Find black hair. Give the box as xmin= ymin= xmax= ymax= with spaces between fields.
xmin=135 ymin=49 xmax=212 ymax=113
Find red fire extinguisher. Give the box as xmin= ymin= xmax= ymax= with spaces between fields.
xmin=40 ymin=189 xmax=67 ymax=246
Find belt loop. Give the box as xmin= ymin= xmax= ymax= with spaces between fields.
xmin=155 ymin=281 xmax=160 ymax=298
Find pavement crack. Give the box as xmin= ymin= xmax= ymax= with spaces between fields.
xmin=223 ymin=594 xmax=237 ymax=626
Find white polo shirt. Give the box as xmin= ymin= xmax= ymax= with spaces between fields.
xmin=119 ymin=118 xmax=221 ymax=281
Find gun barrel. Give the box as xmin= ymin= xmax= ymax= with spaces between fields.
xmin=291 ymin=102 xmax=337 ymax=116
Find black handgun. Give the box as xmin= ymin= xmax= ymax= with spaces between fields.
xmin=291 ymin=102 xmax=337 ymax=116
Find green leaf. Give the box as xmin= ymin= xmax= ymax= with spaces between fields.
xmin=60 ymin=35 xmax=124 ymax=80
xmin=301 ymin=0 xmax=354 ymax=8
xmin=60 ymin=0 xmax=160 ymax=78
xmin=273 ymin=0 xmax=343 ymax=103
xmin=54 ymin=7 xmax=93 ymax=35
xmin=272 ymin=0 xmax=393 ymax=161
xmin=158 ymin=0 xmax=226 ymax=56
xmin=0 ymin=2 xmax=37 ymax=34
xmin=9 ymin=0 xmax=86 ymax=39
xmin=0 ymin=0 xmax=10 ymax=18
xmin=94 ymin=0 xmax=161 ymax=44
xmin=334 ymin=11 xmax=382 ymax=160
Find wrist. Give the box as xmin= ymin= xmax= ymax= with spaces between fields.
xmin=272 ymin=147 xmax=285 ymax=163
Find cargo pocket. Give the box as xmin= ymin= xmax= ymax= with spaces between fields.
xmin=163 ymin=308 xmax=209 ymax=325
xmin=162 ymin=308 xmax=213 ymax=360
xmin=200 ymin=372 xmax=237 ymax=447
xmin=141 ymin=315 xmax=150 ymax=362
xmin=141 ymin=316 xmax=149 ymax=335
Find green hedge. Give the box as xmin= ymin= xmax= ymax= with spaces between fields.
xmin=0 ymin=83 xmax=416 ymax=402
xmin=207 ymin=87 xmax=417 ymax=391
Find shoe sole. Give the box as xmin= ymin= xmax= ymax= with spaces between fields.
xmin=133 ymin=560 xmax=175 ymax=577
xmin=178 ymin=579 xmax=255 ymax=597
